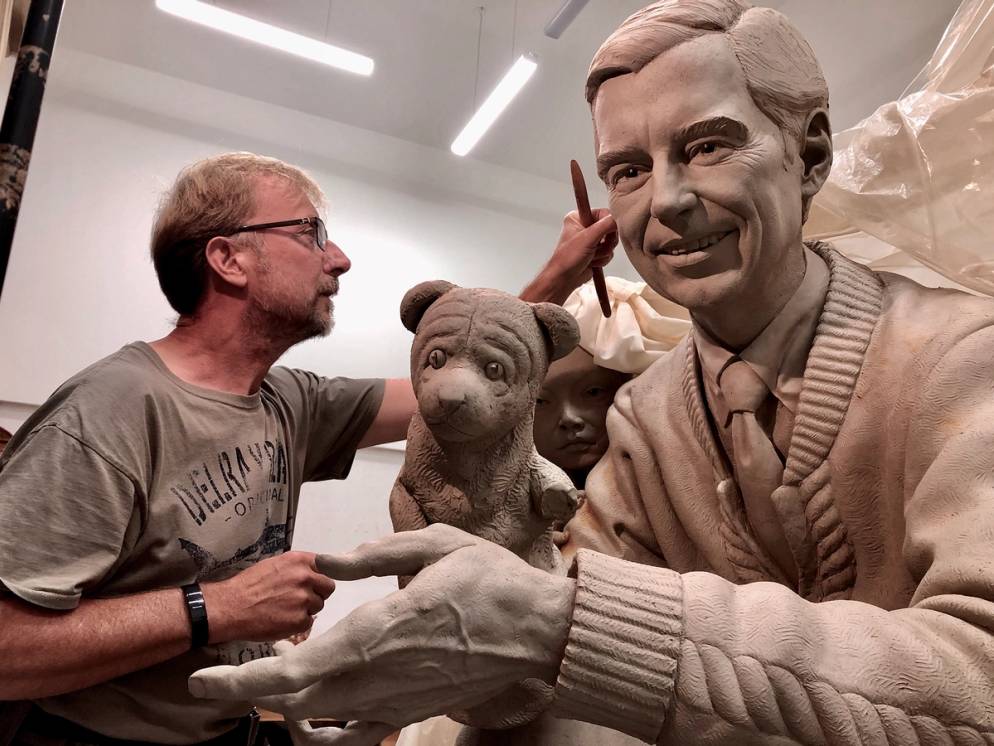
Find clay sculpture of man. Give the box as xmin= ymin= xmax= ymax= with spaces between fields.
xmin=190 ymin=1 xmax=994 ymax=743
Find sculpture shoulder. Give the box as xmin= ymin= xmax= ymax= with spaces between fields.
xmin=874 ymin=272 xmax=994 ymax=352
xmin=617 ymin=335 xmax=690 ymax=417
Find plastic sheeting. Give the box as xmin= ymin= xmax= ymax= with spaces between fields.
xmin=564 ymin=276 xmax=691 ymax=375
xmin=805 ymin=0 xmax=994 ymax=295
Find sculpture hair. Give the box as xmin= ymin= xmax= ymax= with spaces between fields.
xmin=586 ymin=0 xmax=829 ymax=157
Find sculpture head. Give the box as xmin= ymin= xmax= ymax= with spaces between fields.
xmin=400 ymin=281 xmax=579 ymax=446
xmin=534 ymin=346 xmax=631 ymax=473
xmin=587 ymin=0 xmax=833 ymax=320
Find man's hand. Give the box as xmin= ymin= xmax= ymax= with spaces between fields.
xmin=520 ymin=209 xmax=618 ymax=304
xmin=203 ymin=551 xmax=335 ymax=644
xmin=189 ymin=525 xmax=576 ymax=728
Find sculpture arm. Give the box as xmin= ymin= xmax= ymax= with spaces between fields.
xmin=550 ymin=331 xmax=994 ymax=745
xmin=389 ymin=478 xmax=430 ymax=534
xmin=528 ymin=452 xmax=579 ymax=523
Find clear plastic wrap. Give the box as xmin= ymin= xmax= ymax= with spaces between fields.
xmin=805 ymin=0 xmax=994 ymax=295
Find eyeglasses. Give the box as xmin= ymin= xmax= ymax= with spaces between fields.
xmin=231 ymin=216 xmax=328 ymax=252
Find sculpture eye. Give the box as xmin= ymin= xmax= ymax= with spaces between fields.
xmin=428 ymin=349 xmax=446 ymax=369
xmin=485 ymin=361 xmax=504 ymax=381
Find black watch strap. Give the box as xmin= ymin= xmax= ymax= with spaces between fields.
xmin=181 ymin=582 xmax=209 ymax=648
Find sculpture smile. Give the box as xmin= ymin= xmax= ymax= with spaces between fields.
xmin=652 ymin=230 xmax=734 ymax=257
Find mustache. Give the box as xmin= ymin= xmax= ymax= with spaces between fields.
xmin=320 ymin=278 xmax=340 ymax=296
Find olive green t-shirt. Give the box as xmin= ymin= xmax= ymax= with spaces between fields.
xmin=0 ymin=342 xmax=385 ymax=743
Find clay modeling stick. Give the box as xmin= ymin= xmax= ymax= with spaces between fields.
xmin=570 ymin=159 xmax=612 ymax=317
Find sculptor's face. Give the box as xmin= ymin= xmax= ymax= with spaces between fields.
xmin=592 ymin=34 xmax=805 ymax=312
xmin=534 ymin=347 xmax=630 ymax=471
xmin=245 ymin=178 xmax=350 ymax=342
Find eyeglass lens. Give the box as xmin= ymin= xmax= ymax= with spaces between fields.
xmin=314 ymin=218 xmax=327 ymax=250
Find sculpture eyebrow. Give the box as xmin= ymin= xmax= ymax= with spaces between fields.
xmin=596 ymin=146 xmax=648 ymax=182
xmin=677 ymin=116 xmax=748 ymax=144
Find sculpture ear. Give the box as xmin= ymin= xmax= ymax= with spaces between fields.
xmin=800 ymin=108 xmax=833 ymax=222
xmin=400 ymin=280 xmax=457 ymax=332
xmin=532 ymin=302 xmax=580 ymax=362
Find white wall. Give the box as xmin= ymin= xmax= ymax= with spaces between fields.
xmin=0 ymin=49 xmax=634 ymax=626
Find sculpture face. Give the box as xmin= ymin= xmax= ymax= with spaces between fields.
xmin=534 ymin=346 xmax=630 ymax=472
xmin=405 ymin=287 xmax=578 ymax=445
xmin=592 ymin=33 xmax=806 ymax=313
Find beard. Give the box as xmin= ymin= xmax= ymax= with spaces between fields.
xmin=248 ymin=276 xmax=338 ymax=346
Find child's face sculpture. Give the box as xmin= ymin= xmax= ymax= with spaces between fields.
xmin=533 ymin=346 xmax=631 ymax=472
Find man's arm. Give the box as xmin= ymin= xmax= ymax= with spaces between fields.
xmin=0 ymin=550 xmax=334 ymax=700
xmin=357 ymin=378 xmax=416 ymax=448
xmin=519 ymin=209 xmax=618 ymax=304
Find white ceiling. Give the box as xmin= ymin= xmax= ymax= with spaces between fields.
xmin=59 ymin=0 xmax=962 ymax=182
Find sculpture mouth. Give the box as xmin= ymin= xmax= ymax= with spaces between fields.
xmin=423 ymin=415 xmax=479 ymax=441
xmin=651 ymin=229 xmax=735 ymax=257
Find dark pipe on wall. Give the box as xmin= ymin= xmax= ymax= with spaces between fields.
xmin=0 ymin=0 xmax=64 ymax=300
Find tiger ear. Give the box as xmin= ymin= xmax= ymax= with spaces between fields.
xmin=400 ymin=281 xmax=458 ymax=333
xmin=532 ymin=302 xmax=580 ymax=361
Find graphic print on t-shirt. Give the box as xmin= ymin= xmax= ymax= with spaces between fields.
xmin=167 ymin=438 xmax=289 ymax=527
xmin=178 ymin=515 xmax=288 ymax=575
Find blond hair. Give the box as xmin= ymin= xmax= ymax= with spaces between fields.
xmin=586 ymin=0 xmax=829 ymax=155
xmin=150 ymin=152 xmax=325 ymax=316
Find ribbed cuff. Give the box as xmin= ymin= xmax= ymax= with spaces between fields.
xmin=549 ymin=549 xmax=684 ymax=743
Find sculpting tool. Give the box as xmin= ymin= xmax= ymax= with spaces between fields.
xmin=570 ymin=159 xmax=612 ymax=317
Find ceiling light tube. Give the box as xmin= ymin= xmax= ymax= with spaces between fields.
xmin=156 ymin=0 xmax=374 ymax=76
xmin=451 ymin=54 xmax=538 ymax=157
xmin=544 ymin=0 xmax=590 ymax=39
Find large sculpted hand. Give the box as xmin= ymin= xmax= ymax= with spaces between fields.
xmin=189 ymin=525 xmax=575 ymax=729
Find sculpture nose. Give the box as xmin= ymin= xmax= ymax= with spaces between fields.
xmin=650 ymin=164 xmax=697 ymax=226
xmin=559 ymin=406 xmax=585 ymax=432
xmin=436 ymin=385 xmax=466 ymax=414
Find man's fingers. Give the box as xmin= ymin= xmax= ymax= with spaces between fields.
xmin=312 ymin=573 xmax=336 ymax=599
xmin=315 ymin=525 xmax=476 ymax=580
xmin=189 ymin=656 xmax=304 ymax=701
xmin=584 ymin=214 xmax=617 ymax=239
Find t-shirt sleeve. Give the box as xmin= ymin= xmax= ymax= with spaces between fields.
xmin=269 ymin=369 xmax=386 ymax=482
xmin=0 ymin=424 xmax=140 ymax=610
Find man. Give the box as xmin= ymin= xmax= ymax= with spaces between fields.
xmin=190 ymin=2 xmax=994 ymax=744
xmin=0 ymin=152 xmax=408 ymax=742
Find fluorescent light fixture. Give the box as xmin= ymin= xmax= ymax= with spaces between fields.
xmin=451 ymin=54 xmax=537 ymax=157
xmin=156 ymin=0 xmax=374 ymax=76
xmin=544 ymin=0 xmax=590 ymax=39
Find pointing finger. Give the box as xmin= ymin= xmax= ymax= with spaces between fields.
xmin=189 ymin=656 xmax=305 ymax=702
xmin=315 ymin=525 xmax=478 ymax=581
